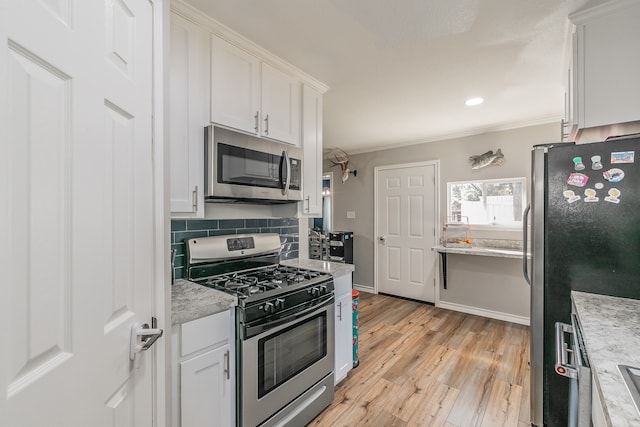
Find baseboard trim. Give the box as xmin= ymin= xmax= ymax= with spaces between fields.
xmin=353 ymin=284 xmax=375 ymax=294
xmin=437 ymin=301 xmax=530 ymax=326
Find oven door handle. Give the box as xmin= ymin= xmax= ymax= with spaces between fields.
xmin=245 ymin=295 xmax=334 ymax=339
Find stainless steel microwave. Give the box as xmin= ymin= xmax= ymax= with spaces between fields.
xmin=204 ymin=125 xmax=303 ymax=203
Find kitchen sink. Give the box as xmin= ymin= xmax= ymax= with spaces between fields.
xmin=618 ymin=365 xmax=640 ymax=414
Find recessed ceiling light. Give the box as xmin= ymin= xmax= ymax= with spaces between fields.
xmin=465 ymin=97 xmax=484 ymax=106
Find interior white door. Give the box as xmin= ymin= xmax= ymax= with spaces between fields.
xmin=376 ymin=163 xmax=437 ymax=302
xmin=0 ymin=1 xmax=158 ymax=426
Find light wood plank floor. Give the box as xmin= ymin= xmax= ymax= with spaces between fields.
xmin=310 ymin=292 xmax=531 ymax=427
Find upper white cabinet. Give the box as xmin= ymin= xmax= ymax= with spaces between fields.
xmin=301 ymin=85 xmax=323 ymax=216
xmin=210 ymin=36 xmax=261 ymax=136
xmin=569 ymin=0 xmax=640 ymax=130
xmin=210 ymin=34 xmax=302 ymax=146
xmin=261 ymin=62 xmax=302 ymax=145
xmin=169 ymin=11 xmax=207 ymax=217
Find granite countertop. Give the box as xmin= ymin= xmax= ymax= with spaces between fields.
xmin=281 ymin=258 xmax=355 ymax=276
xmin=572 ymin=291 xmax=640 ymax=427
xmin=172 ymin=279 xmax=237 ymax=325
xmin=432 ymin=245 xmax=529 ymax=260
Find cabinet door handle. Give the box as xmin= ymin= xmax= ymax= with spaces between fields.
xmin=264 ymin=114 xmax=269 ymax=135
xmin=254 ymin=111 xmax=259 ymax=133
xmin=192 ymin=185 xmax=198 ymax=212
xmin=305 ymin=196 xmax=310 ymax=212
xmin=224 ymin=349 xmax=230 ymax=380
xmin=337 ymin=302 xmax=342 ymax=321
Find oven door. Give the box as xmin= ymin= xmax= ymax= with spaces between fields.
xmin=240 ymin=297 xmax=334 ymax=427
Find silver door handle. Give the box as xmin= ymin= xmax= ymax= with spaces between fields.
xmin=337 ymin=302 xmax=343 ymax=321
xmin=130 ymin=318 xmax=163 ymax=360
xmin=264 ymin=113 xmax=270 ymax=135
xmin=522 ymin=203 xmax=531 ymax=285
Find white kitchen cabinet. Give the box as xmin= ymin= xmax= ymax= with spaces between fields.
xmin=210 ymin=34 xmax=301 ymax=146
xmin=591 ymin=378 xmax=607 ymax=427
xmin=172 ymin=310 xmax=235 ymax=427
xmin=334 ymin=272 xmax=353 ymax=385
xmin=261 ymin=63 xmax=301 ymax=145
xmin=301 ymin=85 xmax=323 ymax=216
xmin=570 ymin=0 xmax=640 ymax=130
xmin=210 ymin=35 xmax=261 ymax=137
xmin=169 ymin=10 xmax=207 ymax=217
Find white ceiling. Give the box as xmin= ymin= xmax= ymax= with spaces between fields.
xmin=185 ymin=0 xmax=593 ymax=153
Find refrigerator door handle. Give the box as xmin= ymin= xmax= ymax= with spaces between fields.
xmin=555 ymin=322 xmax=578 ymax=379
xmin=522 ymin=203 xmax=531 ymax=285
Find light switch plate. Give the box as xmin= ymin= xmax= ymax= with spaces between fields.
xmin=346 ymin=211 xmax=356 ymax=219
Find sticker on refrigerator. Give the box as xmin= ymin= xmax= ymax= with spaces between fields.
xmin=603 ymin=168 xmax=625 ymax=183
xmin=572 ymin=157 xmax=585 ymax=171
xmin=590 ymin=155 xmax=603 ymax=170
xmin=610 ymin=151 xmax=635 ymax=164
xmin=567 ymin=173 xmax=589 ymax=187
xmin=605 ymin=188 xmax=621 ymax=204
xmin=594 ymin=182 xmax=604 ymax=190
xmin=584 ymin=188 xmax=599 ymax=203
xmin=563 ymin=190 xmax=581 ymax=204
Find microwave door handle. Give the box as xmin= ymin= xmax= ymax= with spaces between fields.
xmin=282 ymin=150 xmax=291 ymax=196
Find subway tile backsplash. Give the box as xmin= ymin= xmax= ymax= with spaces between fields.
xmin=171 ymin=218 xmax=299 ymax=281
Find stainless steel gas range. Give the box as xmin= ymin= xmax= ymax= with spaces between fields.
xmin=186 ymin=233 xmax=335 ymax=427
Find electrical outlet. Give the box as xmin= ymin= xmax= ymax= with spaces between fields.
xmin=346 ymin=211 xmax=356 ymax=219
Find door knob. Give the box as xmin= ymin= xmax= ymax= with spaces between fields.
xmin=130 ymin=318 xmax=163 ymax=360
xmin=378 ymin=236 xmax=386 ymax=242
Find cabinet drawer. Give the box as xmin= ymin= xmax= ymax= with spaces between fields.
xmin=180 ymin=311 xmax=230 ymax=357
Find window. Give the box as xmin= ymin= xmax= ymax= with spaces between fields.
xmin=447 ymin=177 xmax=526 ymax=228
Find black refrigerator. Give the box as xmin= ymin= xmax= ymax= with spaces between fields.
xmin=525 ymin=135 xmax=640 ymax=426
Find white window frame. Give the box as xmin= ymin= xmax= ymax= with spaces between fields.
xmin=447 ymin=177 xmax=527 ymax=231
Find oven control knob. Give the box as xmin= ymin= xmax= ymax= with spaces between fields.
xmin=320 ymin=285 xmax=328 ymax=294
xmin=263 ymin=302 xmax=275 ymax=313
xmin=309 ymin=287 xmax=320 ymax=296
xmin=275 ymin=298 xmax=285 ymax=309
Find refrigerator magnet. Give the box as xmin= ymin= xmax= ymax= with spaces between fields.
xmin=584 ymin=188 xmax=599 ymax=203
xmin=594 ymin=183 xmax=604 ymax=190
xmin=604 ymin=188 xmax=621 ymax=204
xmin=590 ymin=155 xmax=603 ymax=170
xmin=567 ymin=173 xmax=589 ymax=187
xmin=610 ymin=151 xmax=635 ymax=164
xmin=563 ymin=190 xmax=581 ymax=204
xmin=572 ymin=156 xmax=585 ymax=171
xmin=603 ymin=168 xmax=625 ymax=183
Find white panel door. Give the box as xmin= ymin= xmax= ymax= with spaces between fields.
xmin=0 ymin=1 xmax=158 ymax=426
xmin=376 ymin=163 xmax=437 ymax=302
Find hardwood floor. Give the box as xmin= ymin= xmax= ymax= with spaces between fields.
xmin=310 ymin=292 xmax=531 ymax=427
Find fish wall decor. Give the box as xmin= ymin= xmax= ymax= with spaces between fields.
xmin=469 ymin=149 xmax=505 ymax=170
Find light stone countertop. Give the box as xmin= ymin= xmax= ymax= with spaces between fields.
xmin=171 ymin=279 xmax=237 ymax=325
xmin=281 ymin=258 xmax=355 ymax=276
xmin=432 ymin=245 xmax=529 ymax=260
xmin=572 ymin=291 xmax=640 ymax=427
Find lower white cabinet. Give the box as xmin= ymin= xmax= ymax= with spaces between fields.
xmin=172 ymin=310 xmax=235 ymax=427
xmin=334 ymin=273 xmax=353 ymax=385
xmin=591 ymin=378 xmax=607 ymax=427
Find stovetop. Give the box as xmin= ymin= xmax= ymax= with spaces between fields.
xmin=196 ymin=264 xmax=331 ymax=303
